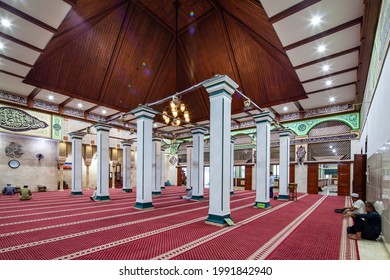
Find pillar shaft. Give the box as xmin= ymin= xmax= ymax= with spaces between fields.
xmin=121 ymin=140 xmax=134 ymax=192
xmin=230 ymin=137 xmax=235 ymax=195
xmin=161 ymin=147 xmax=166 ymax=189
xmin=186 ymin=145 xmax=193 ymax=191
xmin=94 ymin=123 xmax=112 ymax=201
xmin=253 ymin=112 xmax=274 ymax=208
xmin=69 ymin=132 xmax=86 ymax=195
xmin=152 ymin=137 xmax=162 ymax=195
xmin=203 ymin=75 xmax=238 ymax=226
xmin=191 ymin=127 xmax=207 ymax=200
xmin=131 ymin=106 xmax=157 ymax=209
xmin=278 ymin=130 xmax=291 ymax=200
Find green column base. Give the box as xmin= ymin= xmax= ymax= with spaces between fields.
xmin=95 ymin=195 xmax=111 ymax=201
xmin=161 ymin=186 xmax=166 ymax=190
xmin=277 ymin=194 xmax=289 ymax=200
xmin=206 ymin=214 xmax=232 ymax=227
xmin=191 ymin=195 xmax=204 ymax=201
xmin=254 ymin=201 xmax=272 ymax=209
xmin=134 ymin=202 xmax=154 ymax=209
xmin=230 ymin=191 xmax=234 ymax=195
xmin=152 ymin=191 xmax=162 ymax=195
xmin=122 ymin=188 xmax=132 ymax=193
xmin=71 ymin=191 xmax=83 ymax=195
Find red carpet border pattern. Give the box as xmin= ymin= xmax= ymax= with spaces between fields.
xmin=0 ymin=187 xmax=359 ymax=260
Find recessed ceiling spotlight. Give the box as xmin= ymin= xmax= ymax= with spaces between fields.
xmin=48 ymin=95 xmax=54 ymax=101
xmin=317 ymin=45 xmax=326 ymax=53
xmin=102 ymin=109 xmax=107 ymax=115
xmin=283 ymin=106 xmax=288 ymax=112
xmin=0 ymin=42 xmax=4 ymax=49
xmin=329 ymin=96 xmax=335 ymax=102
xmin=310 ymin=16 xmax=322 ymax=26
xmin=325 ymin=80 xmax=333 ymax=86
xmin=77 ymin=103 xmax=83 ymax=108
xmin=1 ymin=19 xmax=11 ymax=27
xmin=322 ymin=64 xmax=330 ymax=72
xmin=153 ymin=123 xmax=158 ymax=128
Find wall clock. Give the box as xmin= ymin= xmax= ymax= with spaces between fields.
xmin=8 ymin=159 xmax=20 ymax=169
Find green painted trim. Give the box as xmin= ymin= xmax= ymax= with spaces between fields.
xmin=135 ymin=202 xmax=153 ymax=209
xmin=277 ymin=194 xmax=289 ymax=200
xmin=161 ymin=186 xmax=166 ymax=190
xmin=230 ymin=191 xmax=234 ymax=195
xmin=204 ymin=81 xmax=236 ymax=92
xmin=209 ymin=89 xmax=234 ymax=98
xmin=254 ymin=201 xmax=272 ymax=208
xmin=283 ymin=112 xmax=360 ymax=136
xmin=191 ymin=195 xmax=204 ymax=200
xmin=71 ymin=191 xmax=83 ymax=195
xmin=206 ymin=214 xmax=232 ymax=225
xmin=152 ymin=191 xmax=162 ymax=195
xmin=122 ymin=189 xmax=132 ymax=193
xmin=95 ymin=195 xmax=111 ymax=201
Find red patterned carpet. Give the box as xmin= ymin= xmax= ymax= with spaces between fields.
xmin=0 ymin=187 xmax=358 ymax=260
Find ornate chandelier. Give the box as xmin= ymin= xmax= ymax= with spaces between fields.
xmin=162 ymin=96 xmax=190 ymax=126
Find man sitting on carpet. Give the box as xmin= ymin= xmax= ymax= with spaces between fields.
xmin=335 ymin=193 xmax=365 ymax=214
xmin=180 ymin=187 xmax=192 ymax=200
xmin=19 ymin=185 xmax=32 ymax=200
xmin=2 ymin=183 xmax=16 ymax=195
xmin=344 ymin=201 xmax=381 ymax=240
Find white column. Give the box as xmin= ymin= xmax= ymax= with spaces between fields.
xmin=253 ymin=112 xmax=274 ymax=208
xmin=160 ymin=147 xmax=166 ymax=190
xmin=131 ymin=106 xmax=156 ymax=209
xmin=191 ymin=127 xmax=207 ymax=200
xmin=152 ymin=137 xmax=162 ymax=195
xmin=121 ymin=140 xmax=134 ymax=193
xmin=230 ymin=136 xmax=235 ymax=195
xmin=186 ymin=144 xmax=193 ymax=191
xmin=203 ymin=75 xmax=238 ymax=226
xmin=278 ymin=130 xmax=291 ymax=200
xmin=69 ymin=131 xmax=86 ymax=196
xmin=94 ymin=123 xmax=112 ymax=201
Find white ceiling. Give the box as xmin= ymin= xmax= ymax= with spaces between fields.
xmin=0 ymin=0 xmax=367 ymax=136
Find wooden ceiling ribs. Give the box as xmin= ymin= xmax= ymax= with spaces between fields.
xmin=268 ymin=0 xmax=322 ymax=24
xmin=300 ymin=66 xmax=359 ymax=84
xmin=0 ymin=31 xmax=43 ymax=53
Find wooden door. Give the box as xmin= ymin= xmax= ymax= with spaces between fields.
xmin=177 ymin=167 xmax=182 ymax=186
xmin=244 ymin=166 xmax=252 ymax=190
xmin=307 ymin=163 xmax=319 ymax=194
xmin=353 ymin=154 xmax=367 ymax=201
xmin=289 ymin=163 xmax=295 ymax=183
xmin=338 ymin=163 xmax=350 ymax=196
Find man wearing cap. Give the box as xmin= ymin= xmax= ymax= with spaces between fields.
xmin=343 ymin=193 xmax=366 ymax=214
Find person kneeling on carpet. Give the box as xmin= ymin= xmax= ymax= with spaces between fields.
xmin=19 ymin=185 xmax=32 ymax=200
xmin=344 ymin=201 xmax=381 ymax=240
xmin=180 ymin=187 xmax=192 ymax=200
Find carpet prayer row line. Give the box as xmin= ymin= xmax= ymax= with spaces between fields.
xmin=0 ymin=187 xmax=359 ymax=260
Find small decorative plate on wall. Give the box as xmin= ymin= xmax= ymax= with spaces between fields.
xmin=8 ymin=159 xmax=20 ymax=169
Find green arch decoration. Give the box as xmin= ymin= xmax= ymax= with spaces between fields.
xmin=283 ymin=112 xmax=360 ymax=137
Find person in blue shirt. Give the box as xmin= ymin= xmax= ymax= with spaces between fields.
xmin=2 ymin=184 xmax=16 ymax=195
xmin=344 ymin=201 xmax=381 ymax=240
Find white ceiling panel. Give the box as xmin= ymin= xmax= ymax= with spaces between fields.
xmin=35 ymin=90 xmax=70 ymax=104
xmin=286 ymin=25 xmax=361 ymax=67
xmin=0 ymin=37 xmax=40 ymax=65
xmin=299 ymin=84 xmax=356 ymax=109
xmin=0 ymin=57 xmax=31 ymax=76
xmin=90 ymin=106 xmax=118 ymax=117
xmin=271 ymin=102 xmax=299 ymax=115
xmin=66 ymin=99 xmax=97 ymax=111
xmin=296 ymin=51 xmax=359 ymax=81
xmin=260 ymin=0 xmax=303 ymax=18
xmin=0 ymin=73 xmax=35 ymax=95
xmin=2 ymin=0 xmax=71 ymax=28
xmin=0 ymin=8 xmax=54 ymax=49
xmin=302 ymin=70 xmax=357 ymax=93
xmin=273 ymin=0 xmax=364 ymax=46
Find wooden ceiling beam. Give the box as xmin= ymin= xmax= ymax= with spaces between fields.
xmin=300 ymin=66 xmax=358 ymax=84
xmin=136 ymin=1 xmax=175 ymax=35
xmin=293 ymin=46 xmax=360 ymax=70
xmin=0 ymin=31 xmax=43 ymax=53
xmin=284 ymin=17 xmax=363 ymax=51
xmin=27 ymin=88 xmax=42 ymax=108
xmin=306 ymin=82 xmax=356 ymax=95
xmin=58 ymin=97 xmax=74 ymax=114
xmin=0 ymin=54 xmax=34 ymax=68
xmin=0 ymin=1 xmax=57 ymax=33
xmin=269 ymin=0 xmax=321 ymax=24
xmin=62 ymin=0 xmax=78 ymax=6
xmin=0 ymin=70 xmax=24 ymax=79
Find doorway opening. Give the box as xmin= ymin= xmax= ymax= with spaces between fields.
xmin=318 ymin=164 xmax=338 ymax=196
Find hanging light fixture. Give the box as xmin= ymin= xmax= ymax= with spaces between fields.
xmin=163 ymin=95 xmax=190 ymax=126
xmin=161 ymin=1 xmax=190 ymax=127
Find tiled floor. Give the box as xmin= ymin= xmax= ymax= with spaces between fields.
xmin=358 ymin=237 xmax=390 ymax=260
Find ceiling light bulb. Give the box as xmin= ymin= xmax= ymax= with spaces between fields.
xmin=322 ymin=65 xmax=330 ymax=72
xmin=311 ymin=16 xmax=321 ymax=25
xmin=317 ymin=45 xmax=326 ymax=53
xmin=0 ymin=42 xmax=4 ymax=49
xmin=172 ymin=110 xmax=178 ymax=117
xmin=1 ymin=19 xmax=11 ymax=27
xmin=48 ymin=95 xmax=54 ymax=101
xmin=283 ymin=106 xmax=288 ymax=112
xmin=180 ymin=103 xmax=185 ymax=112
xmin=329 ymin=96 xmax=335 ymax=102
xmin=77 ymin=103 xmax=83 ymax=108
xmin=325 ymin=80 xmax=333 ymax=86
